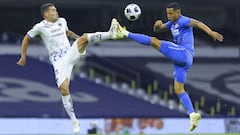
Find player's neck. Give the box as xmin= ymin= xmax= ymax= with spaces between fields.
xmin=173 ymin=15 xmax=181 ymax=22
xmin=44 ymin=18 xmax=57 ymax=24
xmin=46 ymin=20 xmax=54 ymax=23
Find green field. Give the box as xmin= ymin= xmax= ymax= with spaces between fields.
xmin=3 ymin=134 xmax=239 ymax=135
xmin=111 ymin=134 xmax=240 ymax=135
xmin=166 ymin=134 xmax=240 ymax=135
xmin=38 ymin=134 xmax=240 ymax=135
xmin=92 ymin=134 xmax=240 ymax=135
xmin=138 ymin=134 xmax=239 ymax=135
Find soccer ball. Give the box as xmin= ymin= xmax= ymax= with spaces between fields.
xmin=124 ymin=4 xmax=141 ymax=21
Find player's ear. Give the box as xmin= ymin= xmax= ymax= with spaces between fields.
xmin=43 ymin=11 xmax=49 ymax=19
xmin=176 ymin=9 xmax=181 ymax=15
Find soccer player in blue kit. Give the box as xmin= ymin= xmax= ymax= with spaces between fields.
xmin=114 ymin=2 xmax=224 ymax=131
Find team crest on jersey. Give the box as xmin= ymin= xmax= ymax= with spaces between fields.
xmin=171 ymin=23 xmax=180 ymax=36
xmin=174 ymin=23 xmax=179 ymax=29
xmin=58 ymin=23 xmax=62 ymax=27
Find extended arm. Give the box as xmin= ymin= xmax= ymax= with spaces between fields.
xmin=16 ymin=35 xmax=31 ymax=66
xmin=153 ymin=20 xmax=169 ymax=33
xmin=190 ymin=19 xmax=224 ymax=42
xmin=66 ymin=30 xmax=80 ymax=40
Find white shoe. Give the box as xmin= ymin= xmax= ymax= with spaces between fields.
xmin=189 ymin=112 xmax=201 ymax=131
xmin=109 ymin=18 xmax=125 ymax=39
xmin=73 ymin=120 xmax=80 ymax=135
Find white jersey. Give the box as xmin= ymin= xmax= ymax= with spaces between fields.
xmin=27 ymin=17 xmax=71 ymax=64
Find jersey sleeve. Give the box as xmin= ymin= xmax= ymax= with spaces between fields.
xmin=27 ymin=24 xmax=41 ymax=38
xmin=181 ymin=16 xmax=191 ymax=27
xmin=166 ymin=21 xmax=172 ymax=29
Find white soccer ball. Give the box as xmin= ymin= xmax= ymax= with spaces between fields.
xmin=124 ymin=4 xmax=141 ymax=21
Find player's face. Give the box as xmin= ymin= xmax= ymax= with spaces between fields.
xmin=166 ymin=8 xmax=180 ymax=22
xmin=45 ymin=6 xmax=59 ymax=22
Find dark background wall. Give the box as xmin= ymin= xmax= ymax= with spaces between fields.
xmin=0 ymin=0 xmax=239 ymax=45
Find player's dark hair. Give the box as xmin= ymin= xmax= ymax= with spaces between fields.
xmin=40 ymin=3 xmax=55 ymax=17
xmin=167 ymin=2 xmax=181 ymax=10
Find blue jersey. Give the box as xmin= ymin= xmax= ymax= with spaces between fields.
xmin=166 ymin=15 xmax=194 ymax=54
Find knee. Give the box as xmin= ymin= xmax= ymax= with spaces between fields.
xmin=174 ymin=84 xmax=185 ymax=95
xmin=59 ymin=85 xmax=69 ymax=96
xmin=151 ymin=37 xmax=161 ymax=50
xmin=151 ymin=37 xmax=160 ymax=44
xmin=77 ymin=33 xmax=88 ymax=53
xmin=77 ymin=33 xmax=88 ymax=45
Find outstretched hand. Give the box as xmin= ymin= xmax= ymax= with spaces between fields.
xmin=154 ymin=20 xmax=163 ymax=27
xmin=17 ymin=57 xmax=26 ymax=67
xmin=153 ymin=20 xmax=167 ymax=32
xmin=210 ymin=31 xmax=224 ymax=42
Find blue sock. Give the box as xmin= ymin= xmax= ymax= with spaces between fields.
xmin=178 ymin=92 xmax=195 ymax=114
xmin=128 ymin=32 xmax=151 ymax=45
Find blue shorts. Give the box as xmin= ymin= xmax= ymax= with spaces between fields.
xmin=159 ymin=41 xmax=193 ymax=83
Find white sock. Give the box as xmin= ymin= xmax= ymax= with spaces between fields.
xmin=189 ymin=112 xmax=195 ymax=117
xmin=123 ymin=30 xmax=129 ymax=37
xmin=61 ymin=95 xmax=78 ymax=122
xmin=87 ymin=32 xmax=110 ymax=43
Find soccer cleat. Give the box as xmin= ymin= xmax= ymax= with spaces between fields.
xmin=115 ymin=21 xmax=126 ymax=39
xmin=109 ymin=18 xmax=118 ymax=39
xmin=73 ymin=120 xmax=80 ymax=135
xmin=109 ymin=18 xmax=125 ymax=39
xmin=189 ymin=112 xmax=201 ymax=132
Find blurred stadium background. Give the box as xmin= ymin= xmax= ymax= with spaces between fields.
xmin=0 ymin=0 xmax=239 ymax=134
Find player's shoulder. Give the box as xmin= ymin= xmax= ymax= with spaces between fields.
xmin=37 ymin=20 xmax=50 ymax=27
xmin=58 ymin=17 xmax=67 ymax=23
xmin=31 ymin=21 xmax=45 ymax=29
xmin=178 ymin=15 xmax=191 ymax=24
xmin=179 ymin=15 xmax=190 ymax=21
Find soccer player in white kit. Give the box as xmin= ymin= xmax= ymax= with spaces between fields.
xmin=16 ymin=3 xmax=120 ymax=135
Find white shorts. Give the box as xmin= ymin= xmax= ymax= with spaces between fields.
xmin=53 ymin=40 xmax=86 ymax=87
